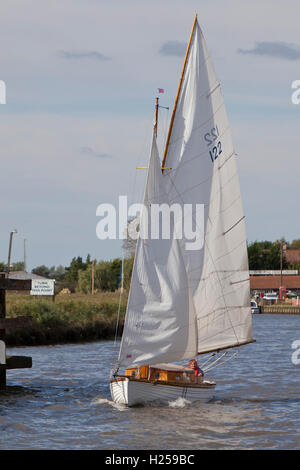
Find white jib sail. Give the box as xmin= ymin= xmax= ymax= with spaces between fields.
xmin=118 ymin=136 xmax=197 ymax=367
xmin=118 ymin=18 xmax=252 ymax=367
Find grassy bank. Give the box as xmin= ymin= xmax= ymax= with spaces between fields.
xmin=5 ymin=292 xmax=127 ymax=346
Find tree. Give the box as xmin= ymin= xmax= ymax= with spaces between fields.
xmin=77 ymin=258 xmax=122 ymax=293
xmin=247 ymin=240 xmax=288 ymax=270
xmin=65 ymin=257 xmax=87 ymax=282
xmin=48 ymin=265 xmax=66 ymax=281
xmin=32 ymin=265 xmax=51 ymax=278
xmin=10 ymin=261 xmax=25 ymax=271
xmin=290 ymin=239 xmax=300 ymax=249
xmin=123 ymin=255 xmax=134 ymax=290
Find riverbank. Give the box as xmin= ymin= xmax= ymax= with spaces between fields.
xmin=261 ymin=304 xmax=300 ymax=315
xmin=5 ymin=292 xmax=127 ymax=346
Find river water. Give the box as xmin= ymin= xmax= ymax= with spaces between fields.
xmin=0 ymin=314 xmax=299 ymax=450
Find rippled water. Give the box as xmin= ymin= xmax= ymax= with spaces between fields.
xmin=0 ymin=314 xmax=299 ymax=450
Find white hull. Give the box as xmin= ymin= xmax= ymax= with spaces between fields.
xmin=110 ymin=378 xmax=215 ymax=406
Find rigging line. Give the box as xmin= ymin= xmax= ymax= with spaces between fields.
xmin=230 ymin=278 xmax=249 ymax=285
xmin=207 ymin=83 xmax=221 ymax=98
xmin=218 ymin=151 xmax=235 ymax=170
xmin=223 ymin=216 xmax=245 ymax=236
xmin=111 ymin=254 xmax=125 ymax=370
xmin=203 ymin=350 xmax=239 ymax=372
xmin=206 ymin=217 xmax=245 ymax=245
xmin=130 ymin=114 xmax=154 ymax=207
xmin=198 ymin=351 xmax=218 ymax=368
xmin=164 ymin=173 xmax=241 ymax=348
xmin=159 ymin=105 xmax=170 ymax=150
xmin=202 ymin=351 xmax=227 ymax=372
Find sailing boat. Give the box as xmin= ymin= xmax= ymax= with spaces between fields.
xmin=110 ymin=15 xmax=254 ymax=406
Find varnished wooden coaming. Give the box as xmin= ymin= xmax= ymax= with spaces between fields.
xmin=111 ymin=375 xmax=215 ymax=389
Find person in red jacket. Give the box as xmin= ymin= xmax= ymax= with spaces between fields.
xmin=189 ymin=359 xmax=204 ymax=383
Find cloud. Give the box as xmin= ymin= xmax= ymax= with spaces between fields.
xmin=57 ymin=50 xmax=111 ymax=61
xmin=238 ymin=41 xmax=300 ymax=60
xmin=80 ymin=146 xmax=113 ymax=159
xmin=159 ymin=40 xmax=187 ymax=57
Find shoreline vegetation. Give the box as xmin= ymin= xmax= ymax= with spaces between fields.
xmin=5 ymin=292 xmax=127 ymax=347
xmin=3 ymin=237 xmax=300 ymax=347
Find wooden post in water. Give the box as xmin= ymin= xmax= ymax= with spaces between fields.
xmin=0 ymin=273 xmax=6 ymax=389
xmin=0 ymin=273 xmax=33 ymax=390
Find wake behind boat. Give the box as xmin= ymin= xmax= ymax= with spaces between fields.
xmin=110 ymin=14 xmax=254 ymax=406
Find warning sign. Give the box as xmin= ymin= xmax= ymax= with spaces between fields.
xmin=30 ymin=279 xmax=55 ymax=296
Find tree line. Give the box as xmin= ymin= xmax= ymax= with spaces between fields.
xmin=0 ymin=254 xmax=134 ymax=294
xmin=1 ymin=238 xmax=300 ymax=294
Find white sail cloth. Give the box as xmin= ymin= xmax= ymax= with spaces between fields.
xmin=118 ymin=20 xmax=252 ymax=367
xmin=118 ymin=137 xmax=197 ymax=367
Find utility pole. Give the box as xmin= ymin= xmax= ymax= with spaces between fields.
xmin=91 ymin=259 xmax=95 ymax=295
xmin=6 ymin=229 xmax=17 ymax=277
xmin=24 ymin=239 xmax=27 ymax=273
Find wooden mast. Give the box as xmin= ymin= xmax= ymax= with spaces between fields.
xmin=154 ymin=96 xmax=159 ymax=138
xmin=161 ymin=14 xmax=198 ymax=171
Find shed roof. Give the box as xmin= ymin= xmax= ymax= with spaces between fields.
xmin=8 ymin=271 xmax=54 ymax=281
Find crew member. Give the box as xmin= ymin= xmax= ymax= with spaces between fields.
xmin=189 ymin=359 xmax=204 ymax=383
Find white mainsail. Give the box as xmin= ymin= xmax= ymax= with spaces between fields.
xmin=118 ymin=18 xmax=252 ymax=368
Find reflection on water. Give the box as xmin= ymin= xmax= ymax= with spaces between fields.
xmin=0 ymin=314 xmax=299 ymax=449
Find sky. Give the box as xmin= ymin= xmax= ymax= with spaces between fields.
xmin=0 ymin=0 xmax=300 ymax=271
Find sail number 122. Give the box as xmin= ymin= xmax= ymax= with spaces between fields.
xmin=204 ymin=125 xmax=222 ymax=162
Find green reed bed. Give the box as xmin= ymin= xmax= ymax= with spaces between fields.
xmin=5 ymin=292 xmax=126 ymax=346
